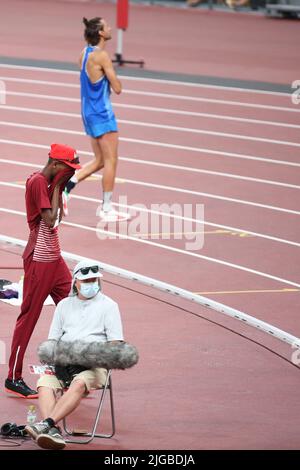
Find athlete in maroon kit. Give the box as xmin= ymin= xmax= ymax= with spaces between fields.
xmin=5 ymin=144 xmax=81 ymax=398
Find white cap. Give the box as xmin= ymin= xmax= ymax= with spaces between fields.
xmin=73 ymin=260 xmax=103 ymax=281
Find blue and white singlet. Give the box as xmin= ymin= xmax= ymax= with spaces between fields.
xmin=80 ymin=45 xmax=118 ymax=138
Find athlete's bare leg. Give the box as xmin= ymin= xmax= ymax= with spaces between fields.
xmin=97 ymin=131 xmax=118 ymax=193
xmin=75 ymin=137 xmax=104 ymax=182
xmin=64 ymin=133 xmax=118 ymax=215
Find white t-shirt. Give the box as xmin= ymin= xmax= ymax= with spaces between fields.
xmin=48 ymin=292 xmax=124 ymax=343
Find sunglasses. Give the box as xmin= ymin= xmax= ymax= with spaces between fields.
xmin=65 ymin=156 xmax=80 ymax=165
xmin=75 ymin=266 xmax=99 ymax=276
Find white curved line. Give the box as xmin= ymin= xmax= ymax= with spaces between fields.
xmin=0 ymin=171 xmax=299 ymax=248
xmin=0 ymin=177 xmax=299 ymax=247
xmin=0 ymin=232 xmax=299 ymax=349
xmin=0 ymin=206 xmax=299 ymax=288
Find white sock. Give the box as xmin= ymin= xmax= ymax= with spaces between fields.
xmin=70 ymin=175 xmax=78 ymax=184
xmin=102 ymin=192 xmax=113 ymax=212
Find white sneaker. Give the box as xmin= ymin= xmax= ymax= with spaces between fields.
xmin=25 ymin=421 xmax=51 ymax=440
xmin=99 ymin=208 xmax=131 ymax=222
xmin=37 ymin=426 xmax=66 ymax=450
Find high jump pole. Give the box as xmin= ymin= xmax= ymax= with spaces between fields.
xmin=113 ymin=0 xmax=144 ymax=67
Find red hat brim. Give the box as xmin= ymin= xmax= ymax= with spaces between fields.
xmin=62 ymin=160 xmax=82 ymax=170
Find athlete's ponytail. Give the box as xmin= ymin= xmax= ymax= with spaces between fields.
xmin=82 ymin=17 xmax=103 ymax=46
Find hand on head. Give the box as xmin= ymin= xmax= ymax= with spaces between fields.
xmin=49 ymin=167 xmax=75 ymax=196
xmin=47 ymin=143 xmax=80 ymax=196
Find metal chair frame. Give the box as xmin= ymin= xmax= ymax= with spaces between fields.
xmin=62 ymin=369 xmax=115 ymax=444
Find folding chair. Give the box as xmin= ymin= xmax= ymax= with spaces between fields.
xmin=62 ymin=369 xmax=115 ymax=444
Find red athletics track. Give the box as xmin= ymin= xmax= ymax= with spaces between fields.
xmin=0 ymin=0 xmax=300 ymax=451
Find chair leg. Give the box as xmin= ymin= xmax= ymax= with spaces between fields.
xmin=63 ymin=370 xmax=115 ymax=444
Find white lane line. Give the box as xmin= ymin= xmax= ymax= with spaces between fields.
xmin=125 ymin=90 xmax=298 ymax=114
xmin=0 ymin=64 xmax=79 ymax=74
xmin=123 ymin=122 xmax=300 ymax=147
xmin=1 ymin=178 xmax=299 ymax=248
xmin=7 ymin=90 xmax=80 ymax=102
xmin=0 ymin=105 xmax=300 ymax=143
xmin=0 ymin=65 xmax=292 ymax=97
xmin=126 ymin=180 xmax=300 ymax=214
xmin=65 ymin=194 xmax=300 ymax=248
xmin=1 ymin=137 xmax=299 ymax=168
xmin=114 ymin=103 xmax=300 ymax=129
xmin=1 ymin=119 xmax=300 ymax=150
xmin=1 ymin=151 xmax=298 ymax=190
xmin=2 ymin=232 xmax=300 ymax=350
xmin=3 ymin=102 xmax=299 ymax=130
xmin=115 ymin=76 xmax=292 ymax=98
xmin=92 ymin=176 xmax=300 ymax=216
xmin=1 ymin=77 xmax=79 ymax=88
xmin=1 ymin=155 xmax=300 ymax=216
xmin=97 ymin=159 xmax=300 ymax=190
xmin=1 ymin=161 xmax=300 ymax=215
xmin=3 ymin=81 xmax=298 ymax=113
xmin=0 ymin=206 xmax=299 ymax=288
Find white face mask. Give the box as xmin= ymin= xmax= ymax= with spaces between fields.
xmin=79 ymin=281 xmax=100 ymax=299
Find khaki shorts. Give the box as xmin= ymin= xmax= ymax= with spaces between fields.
xmin=37 ymin=368 xmax=107 ymax=393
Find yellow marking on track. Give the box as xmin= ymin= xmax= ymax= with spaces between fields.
xmin=139 ymin=230 xmax=209 ymax=237
xmin=206 ymin=230 xmax=253 ymax=237
xmin=229 ymin=231 xmax=253 ymax=237
xmin=137 ymin=229 xmax=254 ymax=237
xmin=194 ymin=288 xmax=300 ymax=295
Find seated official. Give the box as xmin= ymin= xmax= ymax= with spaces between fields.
xmin=25 ymin=260 xmax=124 ymax=450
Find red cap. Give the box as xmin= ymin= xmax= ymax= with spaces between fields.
xmin=49 ymin=143 xmax=81 ymax=169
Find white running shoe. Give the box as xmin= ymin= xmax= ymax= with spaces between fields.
xmin=99 ymin=208 xmax=131 ymax=222
xmin=37 ymin=426 xmax=66 ymax=450
xmin=25 ymin=421 xmax=51 ymax=440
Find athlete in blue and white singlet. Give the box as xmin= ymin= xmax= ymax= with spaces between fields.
xmin=81 ymin=45 xmax=118 ymax=138
xmin=64 ymin=17 xmax=124 ymax=220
